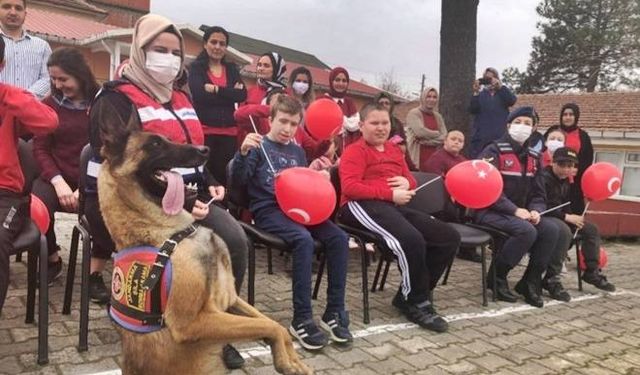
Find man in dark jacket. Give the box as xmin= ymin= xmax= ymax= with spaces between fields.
xmin=475 ymin=106 xmax=558 ymax=308
xmin=541 ymin=147 xmax=615 ymax=296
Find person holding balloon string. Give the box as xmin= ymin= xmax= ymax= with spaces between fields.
xmin=231 ymin=94 xmax=352 ymax=351
xmin=475 ymin=106 xmax=560 ymax=308
xmin=338 ymin=103 xmax=460 ymax=333
xmin=235 ymin=89 xmax=329 ymax=162
xmin=0 ymin=35 xmax=59 ymax=315
xmin=540 ymin=147 xmax=615 ymax=301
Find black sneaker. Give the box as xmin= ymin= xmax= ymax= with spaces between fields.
xmin=542 ymin=281 xmax=571 ymax=302
xmin=582 ymin=270 xmax=616 ymax=292
xmin=89 ymin=272 xmax=110 ymax=304
xmin=289 ymin=319 xmax=328 ymax=351
xmin=392 ymin=293 xmax=448 ymax=333
xmin=320 ymin=311 xmax=353 ymax=344
xmin=222 ymin=344 xmax=245 ymax=369
xmin=47 ymin=258 xmax=63 ymax=286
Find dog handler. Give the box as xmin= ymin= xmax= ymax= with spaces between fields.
xmin=84 ymin=14 xmax=248 ymax=369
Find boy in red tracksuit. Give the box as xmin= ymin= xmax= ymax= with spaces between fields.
xmin=0 ymin=36 xmax=59 ymax=315
xmin=338 ymin=103 xmax=460 ymax=333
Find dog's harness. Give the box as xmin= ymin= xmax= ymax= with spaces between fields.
xmin=109 ymin=224 xmax=198 ymax=333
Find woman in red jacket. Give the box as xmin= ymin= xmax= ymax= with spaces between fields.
xmin=32 ymin=47 xmax=99 ymax=285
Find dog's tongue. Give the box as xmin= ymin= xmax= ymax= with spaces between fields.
xmin=161 ymin=171 xmax=184 ymax=216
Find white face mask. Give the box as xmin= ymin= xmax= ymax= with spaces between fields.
xmin=292 ymin=81 xmax=309 ymax=95
xmin=508 ymin=123 xmax=532 ymax=144
xmin=145 ymin=51 xmax=181 ymax=85
xmin=546 ymin=139 xmax=565 ymax=154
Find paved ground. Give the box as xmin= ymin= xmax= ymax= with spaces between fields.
xmin=1 ymin=212 xmax=640 ymax=375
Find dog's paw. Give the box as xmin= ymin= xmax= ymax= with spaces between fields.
xmin=275 ymin=359 xmax=313 ymax=375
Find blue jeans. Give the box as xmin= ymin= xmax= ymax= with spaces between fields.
xmin=254 ymin=206 xmax=349 ymax=322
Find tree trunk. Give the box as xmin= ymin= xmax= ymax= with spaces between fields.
xmin=439 ymin=0 xmax=479 ymax=137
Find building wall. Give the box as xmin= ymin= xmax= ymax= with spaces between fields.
xmin=87 ymin=0 xmax=149 ymax=27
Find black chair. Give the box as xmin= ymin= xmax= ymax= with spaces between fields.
xmin=15 ymin=140 xmax=49 ymax=365
xmin=573 ymin=233 xmax=584 ymax=291
xmin=225 ymin=160 xmax=326 ymax=306
xmin=61 ymin=144 xmax=93 ymax=352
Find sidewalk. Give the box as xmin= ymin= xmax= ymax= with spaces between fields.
xmin=1 ymin=212 xmax=639 ymax=374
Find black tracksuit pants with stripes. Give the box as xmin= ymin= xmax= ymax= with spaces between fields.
xmin=339 ymin=200 xmax=460 ymax=304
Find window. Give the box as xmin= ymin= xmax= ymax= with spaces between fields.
xmin=595 ymin=150 xmax=640 ymax=200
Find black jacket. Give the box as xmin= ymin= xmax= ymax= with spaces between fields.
xmin=188 ymin=59 xmax=247 ymax=128
xmin=541 ymin=166 xmax=571 ymax=220
xmin=476 ymin=134 xmax=546 ymax=218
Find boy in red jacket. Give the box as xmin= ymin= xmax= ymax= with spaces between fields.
xmin=338 ymin=103 xmax=459 ymax=333
xmin=0 ymin=36 xmax=59 ymax=315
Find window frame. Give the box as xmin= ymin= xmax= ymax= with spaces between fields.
xmin=594 ymin=149 xmax=640 ymax=202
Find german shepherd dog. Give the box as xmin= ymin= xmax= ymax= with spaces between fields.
xmin=97 ymin=113 xmax=312 ymax=374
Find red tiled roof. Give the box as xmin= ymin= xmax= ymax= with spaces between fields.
xmin=241 ymin=53 xmax=388 ymax=99
xmin=394 ymin=92 xmax=640 ymax=132
xmin=25 ymin=8 xmax=118 ymax=42
xmin=39 ymin=0 xmax=107 ymax=14
xmin=517 ymin=92 xmax=640 ymax=132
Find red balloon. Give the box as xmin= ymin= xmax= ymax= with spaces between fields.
xmin=581 ymin=162 xmax=622 ymax=202
xmin=445 ymin=160 xmax=503 ymax=209
xmin=305 ymin=99 xmax=343 ymax=141
xmin=578 ymin=246 xmax=608 ymax=271
xmin=30 ymin=194 xmax=50 ymax=233
xmin=274 ymin=167 xmax=337 ymax=225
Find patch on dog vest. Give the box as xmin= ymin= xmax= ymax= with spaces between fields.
xmin=109 ymin=246 xmax=173 ymax=333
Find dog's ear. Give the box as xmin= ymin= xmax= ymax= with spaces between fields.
xmin=92 ymin=97 xmax=140 ymax=167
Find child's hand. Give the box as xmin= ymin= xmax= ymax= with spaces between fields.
xmin=392 ymin=189 xmax=415 ymax=205
xmin=387 ymin=176 xmax=410 ymax=190
xmin=208 ymin=185 xmax=225 ymax=202
xmin=565 ymin=214 xmax=584 ymax=229
xmin=240 ymin=133 xmax=263 ymax=155
xmin=191 ymin=199 xmax=209 ymax=220
xmin=309 ymin=156 xmax=333 ymax=171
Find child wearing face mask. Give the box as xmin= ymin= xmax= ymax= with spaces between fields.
xmin=475 ymin=106 xmax=559 ymax=308
xmin=542 ymin=129 xmax=566 ymax=167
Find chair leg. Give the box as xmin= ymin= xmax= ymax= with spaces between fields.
xmin=26 ymin=250 xmax=37 ymax=324
xmin=481 ymin=244 xmax=488 ymax=307
xmin=370 ymin=256 xmax=384 ymax=293
xmin=267 ymin=247 xmax=273 ymax=275
xmin=576 ymin=241 xmax=583 ymax=292
xmin=442 ymin=252 xmax=456 ymax=286
xmin=379 ymin=261 xmax=391 ymax=291
xmin=63 ymin=225 xmax=81 ymax=315
xmin=15 ymin=252 xmax=22 ymax=263
xmin=355 ymin=237 xmax=370 ymax=325
xmin=78 ymin=228 xmax=91 ymax=352
xmin=312 ymin=254 xmax=326 ymax=300
xmin=37 ymin=235 xmax=49 ymax=365
xmin=248 ymin=239 xmax=255 ymax=306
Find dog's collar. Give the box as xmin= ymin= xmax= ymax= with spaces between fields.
xmin=142 ymin=223 xmax=199 ymax=291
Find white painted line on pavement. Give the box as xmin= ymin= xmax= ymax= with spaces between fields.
xmin=83 ymin=288 xmax=639 ymax=375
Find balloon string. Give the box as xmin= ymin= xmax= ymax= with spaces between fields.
xmin=573 ymin=200 xmax=590 ymax=239
xmin=540 ymin=201 xmax=571 ymax=216
xmin=249 ymin=115 xmax=277 ymax=176
xmin=414 ymin=176 xmax=442 ymax=192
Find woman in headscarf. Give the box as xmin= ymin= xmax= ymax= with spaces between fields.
xmin=405 ymin=87 xmax=448 ymax=171
xmin=321 ymin=67 xmax=359 ymax=154
xmin=245 ymin=51 xmax=286 ymax=105
xmin=83 ymin=15 xmax=248 ymax=369
xmin=188 ymin=26 xmax=247 ymax=186
xmin=544 ymin=103 xmax=593 ymax=214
